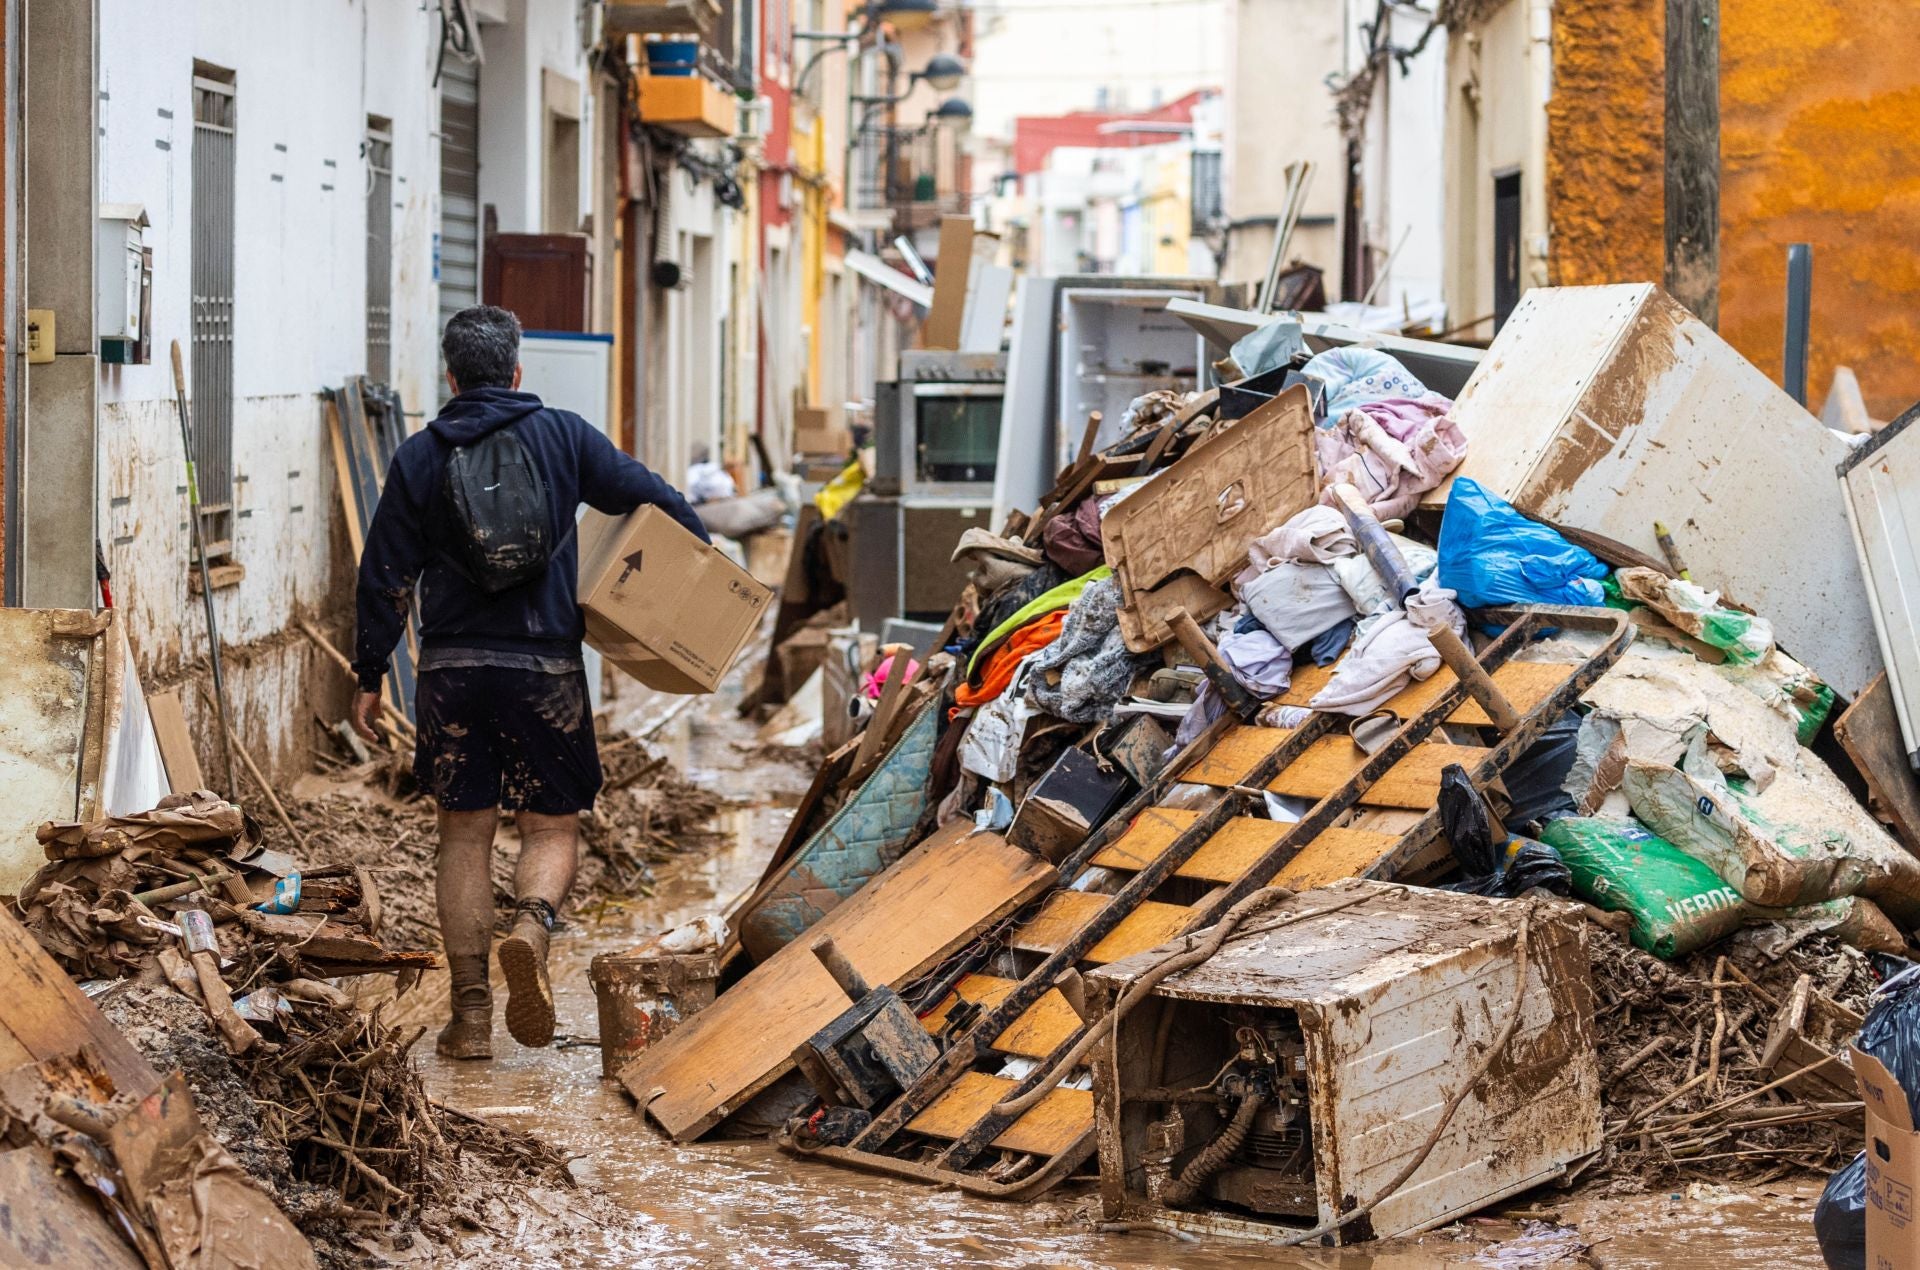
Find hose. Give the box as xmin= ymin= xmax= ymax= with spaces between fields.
xmin=994 ymin=885 xmax=1394 ymax=1120
xmin=1272 ymin=906 xmax=1536 ymax=1247
xmin=992 ymin=887 xmax=1297 ymax=1118
xmin=1161 ymin=1090 xmax=1266 ymax=1208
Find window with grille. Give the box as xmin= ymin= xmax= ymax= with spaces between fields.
xmin=191 ymin=70 xmax=237 ymax=556
xmin=366 ymin=118 xmax=393 ymax=384
xmin=438 ymin=57 xmax=481 ymax=407
xmin=1190 ymin=149 xmax=1223 ymax=235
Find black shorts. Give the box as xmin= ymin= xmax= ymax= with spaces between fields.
xmin=412 ymin=666 xmax=602 ymax=814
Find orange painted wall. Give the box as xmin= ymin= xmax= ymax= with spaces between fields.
xmin=1720 ymin=0 xmax=1920 ymax=418
xmin=1546 ymin=0 xmax=1664 ymax=289
xmin=1547 ymin=0 xmax=1920 ymax=418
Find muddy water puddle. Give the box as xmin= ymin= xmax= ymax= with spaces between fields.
xmin=415 ymin=703 xmax=1833 ymax=1268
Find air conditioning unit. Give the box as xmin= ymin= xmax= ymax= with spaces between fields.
xmin=736 ymin=98 xmax=771 ymax=141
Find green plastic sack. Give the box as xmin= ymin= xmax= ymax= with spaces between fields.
xmin=1541 ymin=817 xmax=1747 ymax=958
xmin=1542 ymin=815 xmax=1908 ymax=960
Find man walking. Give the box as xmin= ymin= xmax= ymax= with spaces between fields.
xmin=351 ymin=305 xmax=708 ymax=1059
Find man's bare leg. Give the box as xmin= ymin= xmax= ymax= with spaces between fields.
xmin=498 ymin=810 xmax=579 ymax=1047
xmin=435 ymin=807 xmax=499 ymax=1059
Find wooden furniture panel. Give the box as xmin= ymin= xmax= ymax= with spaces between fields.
xmin=1270 ymin=827 xmax=1399 ymax=890
xmin=1267 ymin=738 xmax=1489 ymax=810
xmin=921 ymin=974 xmax=1080 ymax=1060
xmin=905 ymin=1071 xmax=1093 ymax=1156
xmin=620 ymin=823 xmax=1057 ymax=1140
xmin=1009 ymin=893 xmax=1193 ymax=965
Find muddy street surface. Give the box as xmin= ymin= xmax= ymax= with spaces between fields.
xmin=403 ymin=686 xmax=1834 ymax=1268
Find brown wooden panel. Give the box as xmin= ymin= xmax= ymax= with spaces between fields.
xmin=920 ymin=974 xmax=1081 ymax=1060
xmin=1009 ymin=893 xmax=1192 ymax=965
xmin=146 ymin=688 xmax=204 ymax=794
xmin=1836 ymin=672 xmax=1920 ymax=855
xmin=906 ymin=1071 xmax=1093 ymax=1156
xmin=1090 ymin=807 xmax=1201 ymax=871
xmin=1270 ymin=827 xmax=1399 ymax=890
xmin=1183 ymin=726 xmax=1293 ymax=787
xmin=0 ymin=910 xmax=156 ymax=1098
xmin=620 ymin=823 xmax=1057 ymax=1140
xmin=1273 ymin=660 xmax=1338 ymax=706
xmin=1177 ymin=817 xmax=1294 ymax=883
xmin=483 ymin=232 xmax=589 ymax=332
xmin=1267 ymin=738 xmax=1489 ymax=810
xmin=1266 ymin=656 xmax=1569 ymax=724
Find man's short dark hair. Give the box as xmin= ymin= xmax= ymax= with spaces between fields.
xmin=442 ymin=306 xmax=522 ymax=391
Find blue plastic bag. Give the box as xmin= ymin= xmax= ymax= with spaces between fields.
xmin=1436 ymin=478 xmax=1609 ymax=608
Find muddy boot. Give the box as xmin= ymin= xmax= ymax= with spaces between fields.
xmin=436 ymin=955 xmax=493 ymax=1060
xmin=498 ymin=899 xmax=557 ymax=1048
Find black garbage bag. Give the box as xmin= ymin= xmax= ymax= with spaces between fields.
xmin=1500 ymin=709 xmax=1581 ymax=832
xmin=1857 ymin=964 xmax=1920 ymax=1123
xmin=1813 ymin=1151 xmax=1866 ymax=1270
xmin=1439 ymin=765 xmax=1573 ymax=898
xmin=1440 ymin=765 xmax=1500 ymax=877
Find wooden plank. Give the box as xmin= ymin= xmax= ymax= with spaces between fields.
xmin=0 ymin=1146 xmax=146 ymax=1270
xmin=619 ymin=822 xmax=1057 ymax=1140
xmin=1272 ymin=659 xmax=1568 ymax=726
xmin=1273 ymin=660 xmax=1338 ymax=706
xmin=1835 ymin=672 xmax=1920 ymax=855
xmin=1664 ymin=0 xmax=1719 ymax=326
xmin=1267 ymin=738 xmax=1489 ymax=810
xmin=922 ymin=215 xmax=974 ymax=350
xmin=0 ymin=908 xmax=157 ymax=1098
xmin=920 ymin=974 xmax=1080 ymax=1060
xmin=1090 ymin=807 xmax=1200 ymax=870
xmin=1270 ymin=827 xmax=1400 ymax=890
xmin=145 ymin=688 xmax=204 ymax=794
xmin=325 ymin=399 xmax=366 ymax=559
xmin=1184 ymin=726 xmax=1293 ymax=787
xmin=1009 ymin=893 xmax=1193 ymax=966
xmin=905 ymin=1071 xmax=1093 ymax=1157
xmin=1178 ymin=817 xmax=1298 ymax=883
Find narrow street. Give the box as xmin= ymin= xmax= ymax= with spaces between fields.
xmin=0 ymin=1 xmax=1914 ymax=1266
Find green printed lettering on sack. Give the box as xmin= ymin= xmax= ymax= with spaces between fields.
xmin=1540 ymin=816 xmax=1752 ymax=959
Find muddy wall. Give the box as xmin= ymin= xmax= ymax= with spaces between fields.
xmin=1546 ymin=0 xmax=1920 ymax=418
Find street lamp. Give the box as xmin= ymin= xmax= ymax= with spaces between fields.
xmin=932 ymin=97 xmax=973 ymax=132
xmin=920 ymin=53 xmax=966 ymax=93
xmin=872 ymin=0 xmax=938 ymax=31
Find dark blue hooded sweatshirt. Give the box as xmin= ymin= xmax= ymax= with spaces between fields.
xmin=352 ymin=387 xmax=709 ymax=692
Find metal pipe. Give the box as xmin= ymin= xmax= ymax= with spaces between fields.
xmin=170 ymin=340 xmax=237 ymax=793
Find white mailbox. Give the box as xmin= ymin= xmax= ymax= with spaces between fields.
xmin=97 ymin=202 xmax=150 ymax=364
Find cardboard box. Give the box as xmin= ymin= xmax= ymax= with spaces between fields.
xmin=1855 ymin=1044 xmax=1920 ymax=1268
xmin=794 ymin=405 xmax=851 ymax=457
xmin=578 ymin=506 xmax=773 ymax=694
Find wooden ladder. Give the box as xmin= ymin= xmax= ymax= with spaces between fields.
xmin=804 ymin=605 xmax=1632 ymax=1196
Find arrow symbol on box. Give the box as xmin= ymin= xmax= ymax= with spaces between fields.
xmin=616 ymin=550 xmax=644 ymax=586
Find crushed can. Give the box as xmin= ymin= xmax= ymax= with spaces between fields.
xmin=254 ymin=873 xmax=302 ymax=915
xmin=589 ymin=947 xmax=719 ymax=1079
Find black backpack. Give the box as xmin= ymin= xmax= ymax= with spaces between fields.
xmin=438 ymin=427 xmax=553 ymax=593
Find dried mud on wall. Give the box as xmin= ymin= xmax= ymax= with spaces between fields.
xmin=1719 ymin=0 xmax=1920 ymax=419
xmin=1547 ymin=0 xmax=1920 ymax=419
xmin=1547 ymin=0 xmax=1665 ymax=290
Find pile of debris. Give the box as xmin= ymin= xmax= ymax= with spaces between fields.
xmin=614 ymin=283 xmax=1920 ymax=1246
xmin=7 ymin=789 xmax=594 ymax=1265
xmin=1590 ymin=931 xmax=1872 ymax=1183
xmin=277 ymin=723 xmax=724 ymax=952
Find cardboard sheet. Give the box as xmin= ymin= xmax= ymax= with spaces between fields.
xmin=1101 ymin=384 xmax=1317 ymax=652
